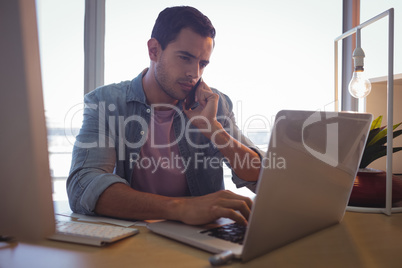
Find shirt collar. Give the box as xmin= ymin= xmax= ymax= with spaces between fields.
xmin=126 ymin=68 xmax=185 ymax=114
xmin=126 ymin=69 xmax=148 ymax=104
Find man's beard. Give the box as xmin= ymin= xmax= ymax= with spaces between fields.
xmin=154 ymin=57 xmax=187 ymax=101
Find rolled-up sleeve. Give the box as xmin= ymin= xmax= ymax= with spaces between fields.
xmin=66 ymin=92 xmax=129 ymax=215
xmin=216 ymin=90 xmax=265 ymax=193
xmin=230 ymin=130 xmax=264 ymax=193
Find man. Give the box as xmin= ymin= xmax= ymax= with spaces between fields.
xmin=67 ymin=6 xmax=262 ymax=226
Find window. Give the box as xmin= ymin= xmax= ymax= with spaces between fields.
xmin=360 ymin=0 xmax=402 ymax=78
xmin=36 ymin=0 xmax=85 ymax=200
xmin=105 ymin=0 xmax=341 ymax=142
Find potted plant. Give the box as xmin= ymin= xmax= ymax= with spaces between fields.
xmin=348 ymin=116 xmax=402 ymax=207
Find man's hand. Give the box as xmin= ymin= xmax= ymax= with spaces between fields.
xmin=183 ymin=81 xmax=221 ymax=138
xmin=183 ymin=79 xmax=261 ymax=183
xmin=173 ymin=190 xmax=253 ymax=226
xmin=95 ymin=184 xmax=253 ymax=225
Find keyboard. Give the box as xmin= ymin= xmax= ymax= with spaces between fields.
xmin=201 ymin=223 xmax=246 ymax=245
xmin=48 ymin=220 xmax=139 ymax=246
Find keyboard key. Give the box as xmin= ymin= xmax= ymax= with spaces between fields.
xmin=49 ymin=220 xmax=138 ymax=246
xmin=201 ymin=223 xmax=246 ymax=245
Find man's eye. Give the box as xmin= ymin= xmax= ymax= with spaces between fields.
xmin=179 ymin=56 xmax=190 ymax=61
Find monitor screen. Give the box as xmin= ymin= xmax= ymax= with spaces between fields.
xmin=0 ymin=0 xmax=55 ymax=242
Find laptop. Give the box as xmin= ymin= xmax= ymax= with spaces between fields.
xmin=147 ymin=110 xmax=372 ymax=263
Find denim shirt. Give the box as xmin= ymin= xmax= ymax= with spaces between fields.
xmin=67 ymin=70 xmax=260 ymax=215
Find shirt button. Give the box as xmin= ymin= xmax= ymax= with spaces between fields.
xmin=140 ymin=130 xmax=145 ymax=135
xmin=146 ymin=108 xmax=151 ymax=113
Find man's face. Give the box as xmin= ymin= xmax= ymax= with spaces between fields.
xmin=154 ymin=28 xmax=214 ymax=101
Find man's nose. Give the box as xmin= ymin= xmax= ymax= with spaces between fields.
xmin=186 ymin=63 xmax=201 ymax=80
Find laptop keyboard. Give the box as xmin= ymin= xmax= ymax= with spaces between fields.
xmin=201 ymin=223 xmax=246 ymax=245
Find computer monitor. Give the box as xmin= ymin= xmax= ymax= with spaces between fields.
xmin=0 ymin=0 xmax=55 ymax=241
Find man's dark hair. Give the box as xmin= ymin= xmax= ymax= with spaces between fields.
xmin=151 ymin=6 xmax=216 ymax=50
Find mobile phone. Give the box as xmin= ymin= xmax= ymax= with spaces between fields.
xmin=185 ymin=78 xmax=202 ymax=110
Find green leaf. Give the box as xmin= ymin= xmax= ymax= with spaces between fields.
xmin=360 ymin=146 xmax=402 ymax=169
xmin=360 ymin=145 xmax=386 ymax=168
xmin=368 ymin=122 xmax=402 ymax=146
xmin=393 ymin=122 xmax=402 ymax=131
xmin=366 ymin=127 xmax=385 ymax=146
xmin=370 ymin=129 xmax=402 ymax=147
xmin=361 ymin=115 xmax=402 ymax=168
xmin=368 ymin=127 xmax=387 ymax=146
xmin=371 ymin=116 xmax=382 ymax=130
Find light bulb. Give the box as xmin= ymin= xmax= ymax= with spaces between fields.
xmin=348 ymin=70 xmax=371 ymax=98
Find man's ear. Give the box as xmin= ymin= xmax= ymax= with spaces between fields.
xmin=147 ymin=38 xmax=160 ymax=61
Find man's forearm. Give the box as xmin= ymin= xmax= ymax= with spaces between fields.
xmin=208 ymin=122 xmax=261 ymax=182
xmin=94 ymin=183 xmax=181 ymax=221
xmin=94 ymin=183 xmax=253 ymax=226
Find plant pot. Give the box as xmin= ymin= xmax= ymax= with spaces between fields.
xmin=348 ymin=168 xmax=402 ymax=207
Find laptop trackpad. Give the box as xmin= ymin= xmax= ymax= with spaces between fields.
xmin=147 ymin=218 xmax=242 ymax=255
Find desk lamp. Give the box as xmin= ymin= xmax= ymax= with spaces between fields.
xmin=348 ymin=29 xmax=371 ymax=98
xmin=334 ymin=8 xmax=400 ymax=215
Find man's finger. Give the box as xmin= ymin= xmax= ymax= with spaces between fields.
xmin=215 ymin=198 xmax=251 ymax=220
xmin=210 ymin=205 xmax=248 ymax=226
xmin=218 ymin=190 xmax=253 ymax=209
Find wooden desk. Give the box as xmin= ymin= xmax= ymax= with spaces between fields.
xmin=1 ymin=212 xmax=402 ymax=268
